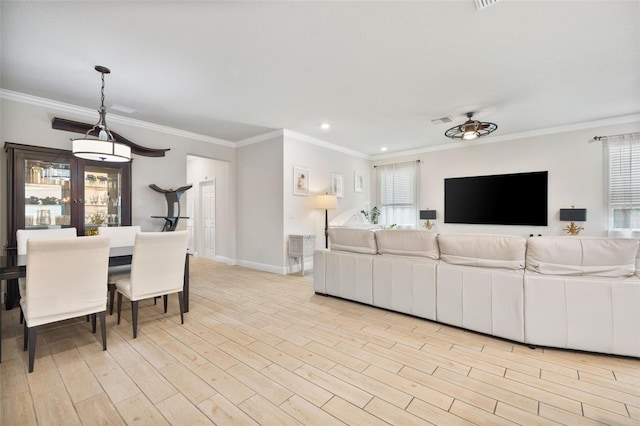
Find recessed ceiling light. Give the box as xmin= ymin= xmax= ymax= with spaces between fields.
xmin=320 ymin=123 xmax=330 ymax=130
xmin=381 ymin=147 xmax=387 ymax=151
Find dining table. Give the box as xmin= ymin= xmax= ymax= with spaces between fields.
xmin=0 ymin=246 xmax=192 ymax=362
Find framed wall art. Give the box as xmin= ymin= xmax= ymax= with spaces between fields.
xmin=331 ymin=173 xmax=344 ymax=198
xmin=354 ymin=171 xmax=364 ymax=193
xmin=293 ymin=166 xmax=309 ymax=196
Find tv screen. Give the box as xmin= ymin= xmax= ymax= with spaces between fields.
xmin=444 ymin=171 xmax=548 ymax=226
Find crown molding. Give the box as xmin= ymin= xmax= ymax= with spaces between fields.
xmin=0 ymin=89 xmax=235 ymax=148
xmin=282 ymin=129 xmax=370 ymax=159
xmin=235 ymin=128 xmax=371 ymax=160
xmin=235 ymin=129 xmax=285 ymax=147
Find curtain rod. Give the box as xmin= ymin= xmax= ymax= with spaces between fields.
xmin=373 ymin=159 xmax=420 ymax=168
xmin=591 ymin=131 xmax=640 ymax=141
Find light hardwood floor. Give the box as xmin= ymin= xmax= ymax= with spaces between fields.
xmin=1 ymin=257 xmax=639 ymax=425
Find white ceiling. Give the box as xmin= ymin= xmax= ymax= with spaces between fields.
xmin=1 ymin=1 xmax=639 ymax=157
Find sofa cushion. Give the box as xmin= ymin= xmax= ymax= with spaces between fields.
xmin=375 ymin=230 xmax=439 ymax=259
xmin=526 ymin=236 xmax=638 ymax=277
xmin=438 ymin=234 xmax=527 ymax=270
xmin=328 ymin=227 xmax=377 ymax=254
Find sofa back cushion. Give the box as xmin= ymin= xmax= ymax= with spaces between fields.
xmin=375 ymin=230 xmax=439 ymax=259
xmin=438 ymin=234 xmax=527 ymax=270
xmin=526 ymin=236 xmax=638 ymax=277
xmin=328 ymin=228 xmax=377 ymax=254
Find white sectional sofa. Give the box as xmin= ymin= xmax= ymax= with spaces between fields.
xmin=313 ymin=228 xmax=640 ymax=358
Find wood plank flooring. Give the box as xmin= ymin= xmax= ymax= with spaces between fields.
xmin=1 ymin=257 xmax=639 ymax=425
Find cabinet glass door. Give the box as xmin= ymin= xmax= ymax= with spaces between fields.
xmin=24 ymin=158 xmax=72 ymax=229
xmin=83 ymin=165 xmax=123 ymax=235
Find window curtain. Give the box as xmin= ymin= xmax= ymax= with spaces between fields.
xmin=376 ymin=161 xmax=419 ymax=227
xmin=605 ymin=132 xmax=640 ymax=237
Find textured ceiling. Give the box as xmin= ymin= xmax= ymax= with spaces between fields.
xmin=1 ymin=1 xmax=639 ymax=157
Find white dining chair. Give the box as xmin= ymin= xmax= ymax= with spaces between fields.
xmin=22 ymin=236 xmax=110 ymax=373
xmin=98 ymin=226 xmax=141 ymax=314
xmin=97 ymin=225 xmax=141 ymax=248
xmin=16 ymin=227 xmax=78 ymax=322
xmin=115 ymin=230 xmax=189 ymax=338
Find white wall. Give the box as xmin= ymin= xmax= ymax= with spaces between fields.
xmin=372 ymin=122 xmax=640 ymax=237
xmin=236 ymin=136 xmax=284 ymax=272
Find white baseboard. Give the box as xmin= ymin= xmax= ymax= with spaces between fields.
xmin=236 ymin=260 xmax=287 ymax=275
xmin=214 ymin=255 xmax=236 ymax=266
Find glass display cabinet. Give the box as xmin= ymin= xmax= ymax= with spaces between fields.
xmin=5 ymin=142 xmax=131 ymax=244
xmin=4 ymin=142 xmax=132 ymax=310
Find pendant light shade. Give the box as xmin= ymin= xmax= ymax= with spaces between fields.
xmin=445 ymin=112 xmax=498 ymax=141
xmin=72 ymin=66 xmax=131 ymax=162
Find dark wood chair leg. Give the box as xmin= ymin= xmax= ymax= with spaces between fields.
xmin=131 ymin=300 xmax=139 ymax=338
xmin=163 ymin=294 xmax=168 ymax=313
xmin=91 ymin=313 xmax=97 ymax=333
xmin=108 ymin=283 xmax=116 ymax=315
xmin=117 ymin=293 xmax=123 ymax=325
xmin=98 ymin=311 xmax=107 ymax=350
xmin=27 ymin=326 xmax=37 ymax=373
xmin=178 ymin=291 xmax=184 ymax=325
xmin=20 ymin=308 xmax=24 ymax=324
xmin=23 ymin=321 xmax=28 ymax=351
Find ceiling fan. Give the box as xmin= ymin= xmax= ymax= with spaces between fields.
xmin=444 ymin=112 xmax=498 ymax=141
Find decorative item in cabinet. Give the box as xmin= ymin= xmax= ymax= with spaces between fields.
xmin=288 ymin=234 xmax=316 ymax=276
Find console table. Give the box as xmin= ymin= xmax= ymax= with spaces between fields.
xmin=288 ymin=234 xmax=315 ymax=276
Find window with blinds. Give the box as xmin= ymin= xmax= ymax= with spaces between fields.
xmin=607 ymin=135 xmax=640 ymax=230
xmin=376 ymin=161 xmax=419 ymax=227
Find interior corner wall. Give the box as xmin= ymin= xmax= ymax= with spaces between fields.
xmin=371 ymin=121 xmax=640 ymax=237
xmin=283 ymin=134 xmax=370 ymax=267
xmin=236 ymin=136 xmax=285 ymax=273
xmin=0 ymin=97 xmax=236 ymax=252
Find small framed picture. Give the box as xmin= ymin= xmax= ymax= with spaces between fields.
xmin=354 ymin=171 xmax=364 ymax=193
xmin=331 ymin=173 xmax=344 ymax=198
xmin=293 ymin=166 xmax=309 ymax=196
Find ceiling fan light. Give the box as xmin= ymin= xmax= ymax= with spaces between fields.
xmin=462 ymin=131 xmax=478 ymax=140
xmin=444 ymin=112 xmax=497 ymax=141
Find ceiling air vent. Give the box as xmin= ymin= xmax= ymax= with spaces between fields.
xmin=431 ymin=116 xmax=454 ymax=126
xmin=475 ymin=0 xmax=501 ymax=11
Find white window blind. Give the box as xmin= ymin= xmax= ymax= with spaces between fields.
xmin=606 ymin=133 xmax=640 ymax=232
xmin=376 ymin=161 xmax=419 ymax=227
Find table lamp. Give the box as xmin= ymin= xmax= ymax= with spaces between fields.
xmin=419 ymin=209 xmax=437 ymax=230
xmin=560 ymin=206 xmax=587 ymax=235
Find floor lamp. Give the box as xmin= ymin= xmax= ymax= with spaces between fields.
xmin=316 ymin=193 xmax=338 ymax=248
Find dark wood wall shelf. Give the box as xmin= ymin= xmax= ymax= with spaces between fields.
xmin=52 ymin=117 xmax=170 ymax=158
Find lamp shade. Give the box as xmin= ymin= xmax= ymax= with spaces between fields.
xmin=72 ymin=139 xmax=131 ymax=162
xmin=419 ymin=210 xmax=437 ymax=220
xmin=316 ymin=194 xmax=337 ymax=210
xmin=560 ymin=208 xmax=587 ymax=222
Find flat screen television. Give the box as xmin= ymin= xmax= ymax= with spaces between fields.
xmin=444 ymin=171 xmax=548 ymax=226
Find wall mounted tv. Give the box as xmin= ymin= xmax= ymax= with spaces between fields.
xmin=444 ymin=171 xmax=548 ymax=226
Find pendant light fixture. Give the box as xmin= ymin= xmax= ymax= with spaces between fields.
xmin=72 ymin=66 xmax=131 ymax=162
xmin=444 ymin=112 xmax=498 ymax=141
